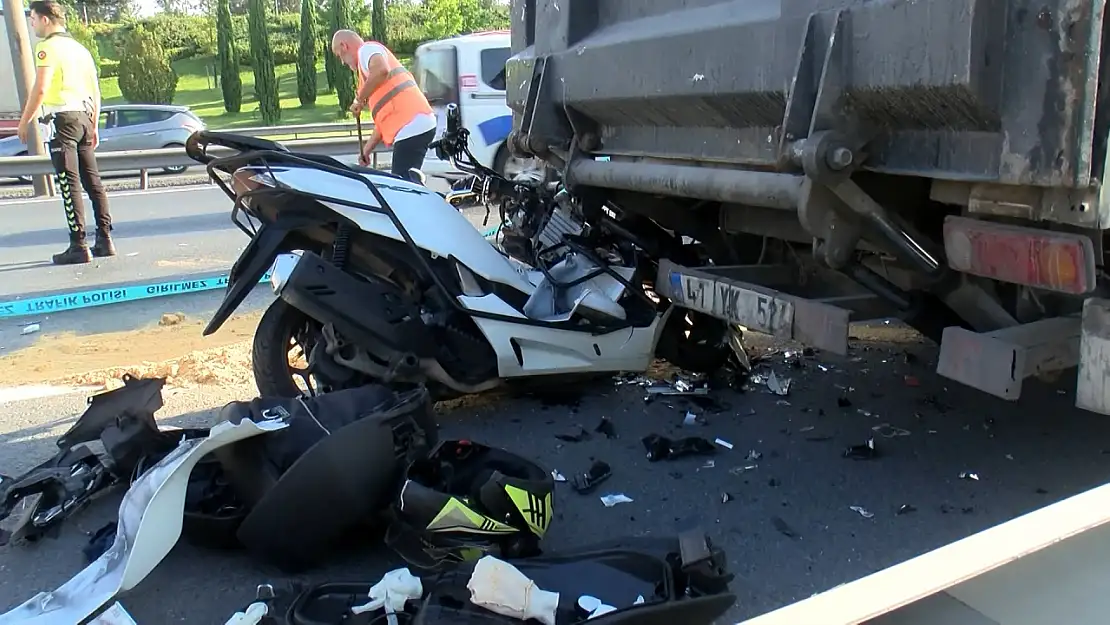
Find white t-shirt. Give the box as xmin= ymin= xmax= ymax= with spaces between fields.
xmin=358 ymin=42 xmax=436 ymax=143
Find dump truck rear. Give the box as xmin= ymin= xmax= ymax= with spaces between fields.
xmin=504 ymin=0 xmax=1110 ymax=414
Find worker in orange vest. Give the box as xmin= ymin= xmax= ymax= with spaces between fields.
xmin=331 ymin=30 xmax=437 ymax=179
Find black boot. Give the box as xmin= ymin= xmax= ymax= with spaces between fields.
xmin=91 ymin=230 xmax=116 ymax=258
xmin=52 ymin=236 xmax=92 ymax=265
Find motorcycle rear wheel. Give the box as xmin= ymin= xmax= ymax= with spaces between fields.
xmin=253 ymin=299 xmax=324 ymax=398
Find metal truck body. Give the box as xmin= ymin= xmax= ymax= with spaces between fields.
xmin=505 ymin=0 xmax=1110 ymax=415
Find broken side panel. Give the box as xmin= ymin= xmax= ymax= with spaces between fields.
xmin=507 ymin=0 xmax=1106 ymax=188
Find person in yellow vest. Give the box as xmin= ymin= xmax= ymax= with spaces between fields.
xmin=331 ymin=30 xmax=437 ymax=179
xmin=17 ymin=0 xmax=115 ymax=265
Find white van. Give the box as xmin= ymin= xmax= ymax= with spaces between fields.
xmin=412 ymin=30 xmax=537 ymax=180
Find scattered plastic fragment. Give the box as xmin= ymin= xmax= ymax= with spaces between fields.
xmin=714 ymin=437 xmax=734 ymax=450
xmin=571 ymin=461 xmax=612 ymax=495
xmin=645 ymin=381 xmax=710 ymax=397
xmin=721 ymin=492 xmax=733 ymax=503
xmin=843 ymin=438 xmax=879 ymax=460
xmin=727 ymin=328 xmax=751 ymax=372
xmin=771 ymin=516 xmax=799 ymax=539
xmin=84 ymin=522 xmax=117 ymax=563
xmin=224 ymin=602 xmax=268 ymax=625
xmin=729 ymin=465 xmax=758 ymax=475
xmin=959 ymin=471 xmax=980 ymax=481
xmin=903 ymin=375 xmax=920 ymax=387
xmin=551 ymin=470 xmax=566 ymax=482
xmin=872 ymin=423 xmax=911 ymax=438
xmin=857 ymin=408 xmax=873 ymax=417
xmin=837 ymin=396 xmax=852 ymax=408
xmin=817 ymin=364 xmax=830 ymax=372
xmin=850 ymin=506 xmax=874 ymax=519
xmin=683 ymin=411 xmax=705 ymax=426
xmin=594 ymin=417 xmax=616 ymax=439
xmin=642 ymin=433 xmax=716 ymax=461
xmin=555 ymin=426 xmax=590 ymax=443
xmin=896 ymin=504 xmax=917 ymax=515
xmin=799 ymin=426 xmax=815 ymax=433
xmin=745 ymin=449 xmax=762 ymax=461
xmin=767 ymin=371 xmax=791 ymax=396
xmin=20 ymin=323 xmax=40 ymax=335
xmin=600 ymin=493 xmax=633 ymax=507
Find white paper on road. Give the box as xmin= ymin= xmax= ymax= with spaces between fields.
xmin=88 ymin=602 xmax=139 ymax=625
xmin=0 ymin=418 xmax=289 ymax=625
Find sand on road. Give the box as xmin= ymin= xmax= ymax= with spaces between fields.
xmin=0 ymin=310 xmax=264 ymax=391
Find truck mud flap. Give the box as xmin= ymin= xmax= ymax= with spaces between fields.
xmin=737 ymin=480 xmax=1110 ymax=625
xmin=656 ymin=259 xmax=853 ymax=355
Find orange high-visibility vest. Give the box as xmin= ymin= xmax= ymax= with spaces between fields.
xmin=358 ymin=42 xmax=433 ymax=146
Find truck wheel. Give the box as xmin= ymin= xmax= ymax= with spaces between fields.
xmin=252 ymin=299 xmax=322 ymax=398
xmin=655 ymin=309 xmax=733 ymax=373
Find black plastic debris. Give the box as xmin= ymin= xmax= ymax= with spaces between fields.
xmin=571 ymin=461 xmax=612 ymax=495
xmin=837 ymin=396 xmax=853 ymax=408
xmin=555 ymin=426 xmax=591 ymax=443
xmin=642 ymin=434 xmax=716 ymax=462
xmin=959 ymin=471 xmax=980 ymax=481
xmin=83 ymin=521 xmax=117 ymax=563
xmin=843 ymin=437 xmax=879 ymax=460
xmin=720 ymin=492 xmax=733 ymax=504
xmin=771 ymin=516 xmax=799 ymax=539
xmin=594 ymin=417 xmax=616 ymax=439
xmin=896 ymin=504 xmax=917 ymax=515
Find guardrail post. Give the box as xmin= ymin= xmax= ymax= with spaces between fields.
xmin=139 ymin=169 xmax=149 ymax=190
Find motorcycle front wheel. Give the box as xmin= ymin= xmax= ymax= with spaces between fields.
xmin=252 ymin=299 xmax=326 ymax=398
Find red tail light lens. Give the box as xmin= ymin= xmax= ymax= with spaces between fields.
xmin=943 ymin=216 xmax=1097 ymax=294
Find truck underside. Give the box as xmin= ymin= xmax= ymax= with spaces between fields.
xmin=505 ymin=0 xmax=1110 ymax=414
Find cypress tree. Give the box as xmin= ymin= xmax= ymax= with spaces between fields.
xmin=216 ymin=0 xmax=242 ymax=113
xmin=329 ymin=0 xmax=356 ymax=113
xmin=371 ymin=0 xmax=385 ymax=44
xmin=296 ymin=0 xmax=318 ymax=106
xmin=248 ymin=0 xmax=281 ymax=124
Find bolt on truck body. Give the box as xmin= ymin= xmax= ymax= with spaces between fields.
xmin=504 ymin=0 xmax=1110 ymax=415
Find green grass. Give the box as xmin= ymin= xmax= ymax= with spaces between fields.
xmin=99 ymin=56 xmax=411 ymax=130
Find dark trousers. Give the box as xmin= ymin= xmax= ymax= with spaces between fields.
xmin=390 ymin=129 xmax=435 ymax=178
xmin=47 ymin=111 xmax=112 ymax=241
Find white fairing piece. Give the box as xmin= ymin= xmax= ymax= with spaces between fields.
xmin=267 ymin=166 xmax=536 ymax=294
xmin=261 ymin=165 xmax=672 ymax=378
xmin=0 ymin=418 xmax=289 ymax=625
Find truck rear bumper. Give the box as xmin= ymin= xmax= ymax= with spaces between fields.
xmin=655 ymin=259 xmax=892 ymax=355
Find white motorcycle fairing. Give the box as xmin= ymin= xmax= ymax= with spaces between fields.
xmin=261 ymin=165 xmax=671 ymax=378
xmin=0 ymin=418 xmax=289 ymax=625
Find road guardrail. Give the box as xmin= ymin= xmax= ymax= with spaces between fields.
xmin=0 ymin=133 xmax=391 ymax=192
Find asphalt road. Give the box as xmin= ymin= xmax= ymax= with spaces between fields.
xmin=1 ymin=294 xmax=1108 ymax=623
xmin=0 ymin=172 xmax=468 ymax=303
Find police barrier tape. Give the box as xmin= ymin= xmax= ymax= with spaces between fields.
xmin=0 ymin=226 xmax=501 ymax=320
xmin=0 ymin=272 xmax=274 ymax=320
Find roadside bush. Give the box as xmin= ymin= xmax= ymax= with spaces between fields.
xmin=117 ymin=26 xmax=179 ymax=105
xmin=99 ymin=59 xmax=120 ymax=78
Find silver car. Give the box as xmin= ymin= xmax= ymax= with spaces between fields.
xmin=0 ymin=104 xmax=207 ymax=183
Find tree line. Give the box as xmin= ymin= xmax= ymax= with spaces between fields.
xmin=74 ymin=0 xmax=510 ymax=125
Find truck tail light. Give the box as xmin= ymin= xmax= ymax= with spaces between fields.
xmin=943 ymin=216 xmax=1097 ymax=295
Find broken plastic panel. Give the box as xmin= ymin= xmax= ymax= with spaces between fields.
xmin=0 ymin=417 xmax=289 ymax=625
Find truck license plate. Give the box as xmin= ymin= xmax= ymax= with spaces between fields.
xmin=670 ymin=270 xmax=794 ymax=336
